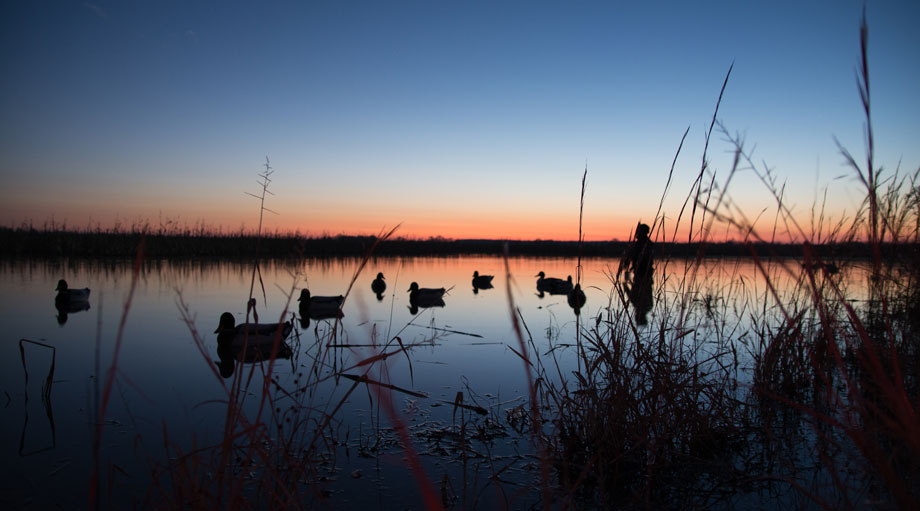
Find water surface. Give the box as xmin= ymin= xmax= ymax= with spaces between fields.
xmin=0 ymin=255 xmax=867 ymax=508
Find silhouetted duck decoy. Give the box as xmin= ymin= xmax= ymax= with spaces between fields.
xmin=371 ymin=272 xmax=387 ymax=299
xmin=472 ymin=271 xmax=494 ymax=290
xmin=408 ymin=282 xmax=445 ymax=301
xmin=215 ymin=307 xmax=293 ymax=378
xmin=298 ymin=289 xmax=345 ymax=318
xmin=407 ymin=282 xmax=446 ymax=311
xmin=54 ymin=279 xmax=90 ymax=325
xmin=215 ymin=299 xmax=291 ymax=341
xmin=535 ymin=272 xmax=573 ymax=295
xmin=55 ymin=299 xmax=90 ymax=325
xmin=214 ymin=310 xmax=293 ymax=348
xmin=407 ymin=282 xmax=446 ymax=314
xmin=567 ymin=283 xmax=587 ymax=311
xmin=55 ymin=279 xmax=90 ymax=303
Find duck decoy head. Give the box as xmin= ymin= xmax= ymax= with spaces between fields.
xmin=407 ymin=282 xmax=419 ymax=293
xmin=535 ymin=271 xmax=546 ymax=279
xmin=376 ymin=272 xmax=385 ymax=280
xmin=215 ymin=312 xmax=236 ymax=333
xmin=298 ymin=289 xmax=311 ymax=302
xmin=56 ymin=279 xmax=68 ymax=292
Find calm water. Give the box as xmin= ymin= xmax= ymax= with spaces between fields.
xmin=0 ymin=256 xmax=867 ymax=508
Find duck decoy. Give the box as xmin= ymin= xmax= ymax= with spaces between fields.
xmin=214 ymin=310 xmax=293 ymax=378
xmin=567 ymin=283 xmax=587 ymax=312
xmin=408 ymin=282 xmax=446 ymax=302
xmin=407 ymin=282 xmax=446 ymax=312
xmin=214 ymin=310 xmax=293 ymax=348
xmin=409 ymin=282 xmax=447 ymax=315
xmin=54 ymin=279 xmax=90 ymax=324
xmin=55 ymin=279 xmax=90 ymax=303
xmin=371 ymin=272 xmax=387 ymax=300
xmin=472 ymin=271 xmax=494 ymax=290
xmin=298 ymin=289 xmax=345 ymax=318
xmin=535 ymin=272 xmax=573 ymax=295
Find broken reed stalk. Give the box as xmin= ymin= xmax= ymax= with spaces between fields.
xmin=245 ymin=157 xmax=278 ymax=305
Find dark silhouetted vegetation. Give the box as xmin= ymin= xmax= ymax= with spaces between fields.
xmin=1 ymin=225 xmax=914 ymax=261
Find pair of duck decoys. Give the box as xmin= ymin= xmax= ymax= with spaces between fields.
xmin=535 ymin=272 xmax=586 ymax=313
xmin=535 ymin=271 xmax=574 ymax=295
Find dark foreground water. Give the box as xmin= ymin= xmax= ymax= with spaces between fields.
xmin=0 ymin=256 xmax=883 ymax=509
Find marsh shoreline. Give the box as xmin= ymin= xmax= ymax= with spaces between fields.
xmin=1 ymin=227 xmax=911 ymax=261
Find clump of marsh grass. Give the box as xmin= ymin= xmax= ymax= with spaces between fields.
xmin=529 ymin=64 xmax=756 ymax=509
xmin=531 ymin=15 xmax=919 ymax=510
xmin=700 ymin=15 xmax=920 ymax=509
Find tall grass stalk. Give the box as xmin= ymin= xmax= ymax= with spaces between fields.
xmin=91 ymin=238 xmax=144 ymax=510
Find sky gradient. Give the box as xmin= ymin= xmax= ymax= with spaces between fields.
xmin=2 ymin=1 xmax=919 ymax=242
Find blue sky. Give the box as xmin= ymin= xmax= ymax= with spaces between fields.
xmin=2 ymin=1 xmax=918 ymax=241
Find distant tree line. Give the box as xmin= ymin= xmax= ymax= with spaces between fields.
xmin=0 ymin=226 xmax=913 ymax=261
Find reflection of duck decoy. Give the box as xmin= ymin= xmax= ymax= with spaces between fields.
xmin=55 ymin=299 xmax=90 ymax=325
xmin=56 ymin=279 xmax=90 ymax=303
xmin=371 ymin=272 xmax=387 ymax=300
xmin=298 ymin=289 xmax=345 ymax=317
xmin=567 ymin=283 xmax=586 ymax=313
xmin=472 ymin=271 xmax=494 ymax=290
xmin=408 ymin=298 xmax=445 ymax=315
xmin=535 ymin=272 xmax=573 ymax=295
xmin=214 ymin=312 xmax=293 ymax=378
